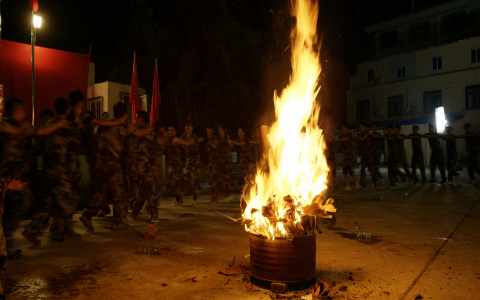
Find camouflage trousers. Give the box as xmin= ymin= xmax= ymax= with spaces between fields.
xmin=387 ymin=153 xmax=400 ymax=185
xmin=185 ymin=157 xmax=201 ymax=199
xmin=43 ymin=164 xmax=82 ymax=233
xmin=218 ymin=162 xmax=231 ymax=196
xmin=447 ymin=155 xmax=459 ymax=182
xmin=411 ymin=152 xmax=426 ymax=181
xmin=240 ymin=158 xmax=255 ymax=185
xmin=208 ymin=162 xmax=219 ymax=198
xmin=150 ymin=165 xmax=165 ymax=205
xmin=467 ymin=151 xmax=480 ymax=181
xmin=167 ymin=162 xmax=183 ymax=200
xmin=2 ymin=188 xmax=33 ymax=237
xmin=129 ymin=163 xmax=157 ymax=219
xmin=342 ymin=155 xmax=355 ymax=176
xmin=370 ymin=151 xmax=384 ymax=182
xmin=397 ymin=150 xmax=412 ymax=179
xmin=25 ymin=169 xmax=55 ymax=235
xmin=360 ymin=155 xmax=376 ymax=187
xmin=429 ymin=150 xmax=446 ymax=181
xmin=84 ymin=158 xmax=127 ymax=223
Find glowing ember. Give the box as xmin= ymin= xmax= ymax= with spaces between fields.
xmin=240 ymin=0 xmax=336 ymax=240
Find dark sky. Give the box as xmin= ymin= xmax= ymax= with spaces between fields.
xmin=1 ymin=0 xmax=452 ymax=126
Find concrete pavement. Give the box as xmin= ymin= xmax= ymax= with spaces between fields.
xmin=3 ymin=168 xmax=480 ymax=299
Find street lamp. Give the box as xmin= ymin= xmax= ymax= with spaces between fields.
xmin=31 ymin=13 xmax=41 ymax=124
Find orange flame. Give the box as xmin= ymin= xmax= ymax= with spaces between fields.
xmin=241 ymin=0 xmax=336 ymax=240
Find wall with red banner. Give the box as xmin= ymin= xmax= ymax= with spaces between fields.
xmin=1 ymin=39 xmax=89 ymax=125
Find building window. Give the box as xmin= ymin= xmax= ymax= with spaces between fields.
xmin=409 ymin=21 xmax=429 ymax=42
xmin=379 ymin=30 xmax=397 ymax=49
xmin=87 ymin=96 xmax=104 ymax=119
xmin=388 ymin=95 xmax=403 ymax=117
xmin=396 ymin=66 xmax=405 ymax=79
xmin=433 ymin=56 xmax=442 ymax=71
xmin=466 ymin=84 xmax=480 ymax=110
xmin=367 ymin=70 xmax=374 ymax=83
xmin=471 ymin=48 xmax=480 ymax=64
xmin=442 ymin=11 xmax=466 ymax=34
xmin=356 ymin=100 xmax=370 ymax=120
xmin=423 ymin=90 xmax=442 ymax=114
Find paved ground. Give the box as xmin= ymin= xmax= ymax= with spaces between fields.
xmin=3 ymin=168 xmax=480 ymax=300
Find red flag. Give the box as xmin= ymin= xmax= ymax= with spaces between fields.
xmin=150 ymin=59 xmax=161 ymax=126
xmin=129 ymin=52 xmax=141 ymax=125
xmin=29 ymin=0 xmax=39 ymax=12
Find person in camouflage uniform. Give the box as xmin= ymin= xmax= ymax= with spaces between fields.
xmin=182 ymin=122 xmax=202 ymax=203
xmin=422 ymin=124 xmax=447 ymax=184
xmin=230 ymin=127 xmax=255 ymax=184
xmin=216 ymin=126 xmax=233 ymax=201
xmin=204 ymin=124 xmax=220 ymax=201
xmin=217 ymin=126 xmax=234 ymax=201
xmin=458 ymin=124 xmax=480 ymax=184
xmin=148 ymin=121 xmax=168 ymax=209
xmin=165 ymin=126 xmax=196 ymax=206
xmin=384 ymin=125 xmax=401 ymax=187
xmin=0 ymin=98 xmax=67 ymax=244
xmin=441 ymin=126 xmax=459 ymax=184
xmin=355 ymin=122 xmax=376 ymax=189
xmin=336 ymin=124 xmax=358 ymax=190
xmin=405 ymin=125 xmax=427 ymax=185
xmin=80 ymin=102 xmax=148 ymax=230
xmin=394 ymin=126 xmax=411 ymax=183
xmin=323 ymin=126 xmax=337 ymax=190
xmin=128 ymin=111 xmax=158 ymax=222
xmin=369 ymin=123 xmax=385 ymax=186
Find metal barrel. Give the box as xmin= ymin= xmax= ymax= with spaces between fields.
xmin=249 ymin=233 xmax=316 ymax=283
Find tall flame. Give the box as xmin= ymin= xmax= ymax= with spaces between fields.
xmin=242 ymin=0 xmax=335 ymax=240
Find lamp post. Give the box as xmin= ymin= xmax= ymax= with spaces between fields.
xmin=31 ymin=13 xmax=41 ymax=125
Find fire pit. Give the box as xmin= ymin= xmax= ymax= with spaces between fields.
xmin=249 ymin=233 xmax=316 ymax=283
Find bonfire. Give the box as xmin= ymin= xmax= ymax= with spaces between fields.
xmin=239 ymin=0 xmax=336 ymax=240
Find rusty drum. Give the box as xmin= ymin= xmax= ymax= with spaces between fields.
xmin=249 ymin=233 xmax=316 ymax=283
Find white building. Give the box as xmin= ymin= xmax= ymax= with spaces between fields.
xmin=86 ymin=63 xmax=147 ymax=121
xmin=347 ymin=0 xmax=480 ymax=165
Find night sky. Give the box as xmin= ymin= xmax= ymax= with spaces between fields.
xmin=1 ymin=0 xmax=451 ymax=129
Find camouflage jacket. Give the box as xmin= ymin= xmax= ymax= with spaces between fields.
xmin=238 ymin=139 xmax=253 ymax=164
xmin=466 ymin=132 xmax=480 ymax=152
xmin=445 ymin=135 xmax=457 ymax=159
xmin=324 ymin=134 xmax=337 ymax=160
xmin=206 ymin=136 xmax=219 ymax=166
xmin=340 ymin=132 xmax=354 ymax=157
xmin=370 ymin=132 xmax=383 ymax=155
xmin=127 ymin=126 xmax=155 ymax=166
xmin=149 ymin=129 xmax=167 ymax=167
xmin=384 ymin=133 xmax=397 ymax=156
xmin=426 ymin=132 xmax=442 ymax=153
xmin=357 ymin=131 xmax=371 ymax=156
xmin=81 ymin=126 xmax=98 ymax=166
xmin=97 ymin=121 xmax=136 ymax=160
xmin=217 ymin=137 xmax=232 ymax=164
xmin=43 ymin=117 xmax=78 ymax=174
xmin=182 ymin=133 xmax=200 ymax=164
xmin=408 ymin=134 xmax=423 ymax=154
xmin=0 ymin=119 xmax=38 ymax=173
xmin=395 ymin=134 xmax=407 ymax=153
